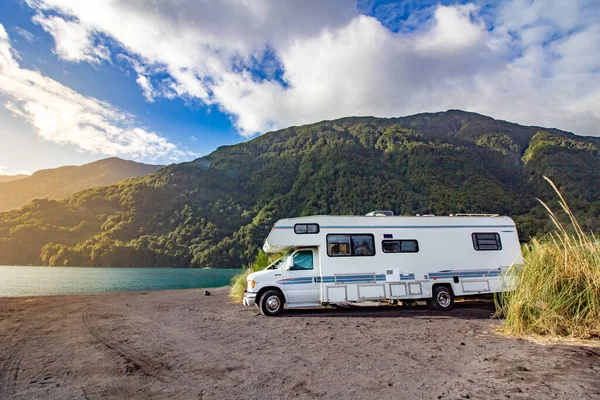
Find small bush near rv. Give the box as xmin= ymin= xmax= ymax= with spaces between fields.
xmin=230 ymin=250 xmax=278 ymax=302
xmin=497 ymin=177 xmax=600 ymax=339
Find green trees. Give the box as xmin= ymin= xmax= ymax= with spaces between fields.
xmin=0 ymin=111 xmax=598 ymax=268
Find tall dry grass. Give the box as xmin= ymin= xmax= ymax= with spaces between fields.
xmin=229 ymin=250 xmax=281 ymax=303
xmin=497 ymin=177 xmax=600 ymax=339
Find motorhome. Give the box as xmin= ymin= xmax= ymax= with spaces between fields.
xmin=243 ymin=212 xmax=522 ymax=316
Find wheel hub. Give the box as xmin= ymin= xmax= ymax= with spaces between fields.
xmin=437 ymin=292 xmax=450 ymax=307
xmin=266 ymin=295 xmax=280 ymax=311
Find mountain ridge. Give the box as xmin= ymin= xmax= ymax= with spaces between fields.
xmin=0 ymin=110 xmax=598 ymax=268
xmin=0 ymin=157 xmax=163 ymax=212
xmin=0 ymin=174 xmax=28 ymax=183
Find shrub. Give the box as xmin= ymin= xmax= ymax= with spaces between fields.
xmin=497 ymin=177 xmax=600 ymax=339
xmin=229 ymin=250 xmax=279 ymax=303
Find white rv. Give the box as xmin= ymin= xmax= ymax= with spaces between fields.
xmin=243 ymin=212 xmax=522 ymax=316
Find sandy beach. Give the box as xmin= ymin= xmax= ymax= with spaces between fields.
xmin=0 ymin=288 xmax=599 ymax=400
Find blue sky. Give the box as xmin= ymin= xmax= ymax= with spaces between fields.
xmin=0 ymin=0 xmax=599 ymax=174
xmin=0 ymin=0 xmax=240 ymax=173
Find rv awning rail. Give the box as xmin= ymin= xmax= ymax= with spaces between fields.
xmin=453 ymin=213 xmax=499 ymax=217
xmin=333 ymin=273 xmax=378 ymax=284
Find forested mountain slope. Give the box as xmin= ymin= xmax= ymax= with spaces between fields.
xmin=1 ymin=110 xmax=598 ymax=268
xmin=0 ymin=158 xmax=163 ymax=212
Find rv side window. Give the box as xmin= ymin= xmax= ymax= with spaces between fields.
xmin=472 ymin=233 xmax=502 ymax=251
xmin=382 ymin=240 xmax=419 ymax=253
xmin=327 ymin=235 xmax=351 ymax=256
xmin=294 ymin=223 xmax=320 ymax=234
xmin=327 ymin=234 xmax=375 ymax=257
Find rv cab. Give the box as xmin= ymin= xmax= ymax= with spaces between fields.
xmin=244 ymin=248 xmax=319 ymax=315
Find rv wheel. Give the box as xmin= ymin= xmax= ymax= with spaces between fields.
xmin=430 ymin=286 xmax=454 ymax=311
xmin=259 ymin=290 xmax=284 ymax=316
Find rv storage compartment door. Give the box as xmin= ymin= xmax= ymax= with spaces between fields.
xmin=409 ymin=283 xmax=422 ymax=295
xmin=358 ymin=285 xmax=385 ymax=300
xmin=390 ymin=283 xmax=407 ymax=297
xmin=327 ymin=286 xmax=347 ymax=302
xmin=462 ymin=280 xmax=490 ymax=293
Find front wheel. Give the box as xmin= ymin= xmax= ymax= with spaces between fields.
xmin=259 ymin=290 xmax=284 ymax=316
xmin=428 ymin=286 xmax=454 ymax=311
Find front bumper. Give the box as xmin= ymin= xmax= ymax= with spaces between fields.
xmin=243 ymin=292 xmax=257 ymax=306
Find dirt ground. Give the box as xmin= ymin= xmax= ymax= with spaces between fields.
xmin=0 ymin=288 xmax=599 ymax=400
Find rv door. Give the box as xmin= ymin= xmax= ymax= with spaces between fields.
xmin=281 ymin=248 xmax=318 ymax=305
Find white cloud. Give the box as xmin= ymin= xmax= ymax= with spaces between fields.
xmin=0 ymin=24 xmax=192 ymax=163
xmin=415 ymin=4 xmax=484 ymax=53
xmin=135 ymin=74 xmax=155 ymax=102
xmin=116 ymin=54 xmax=160 ymax=102
xmin=14 ymin=27 xmax=36 ymax=43
xmin=32 ymin=14 xmax=110 ymax=64
xmin=23 ymin=0 xmax=600 ymax=137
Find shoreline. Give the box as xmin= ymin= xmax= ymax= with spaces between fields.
xmin=1 ymin=265 xmax=235 ymax=268
xmin=0 ymin=285 xmax=232 ymax=300
xmin=0 ymin=266 xmax=238 ymax=298
xmin=1 ymin=288 xmax=599 ymax=399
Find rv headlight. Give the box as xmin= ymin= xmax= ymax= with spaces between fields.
xmin=248 ymin=280 xmax=256 ymax=290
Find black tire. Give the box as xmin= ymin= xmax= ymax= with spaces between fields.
xmin=430 ymin=286 xmax=454 ymax=311
xmin=259 ymin=290 xmax=284 ymax=316
xmin=426 ymin=298 xmax=436 ymax=310
xmin=254 ymin=293 xmax=262 ymax=309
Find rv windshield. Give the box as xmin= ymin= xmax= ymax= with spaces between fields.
xmin=266 ymin=250 xmax=293 ymax=270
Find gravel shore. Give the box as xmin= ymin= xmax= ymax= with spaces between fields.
xmin=0 ymin=287 xmax=599 ymax=399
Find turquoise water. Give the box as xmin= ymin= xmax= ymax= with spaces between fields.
xmin=0 ymin=266 xmax=240 ymax=297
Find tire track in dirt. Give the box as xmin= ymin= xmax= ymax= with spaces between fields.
xmin=0 ymin=318 xmax=30 ymax=400
xmin=0 ymin=339 xmax=25 ymax=399
xmin=0 ymin=303 xmax=89 ymax=399
xmin=81 ymin=308 xmax=175 ymax=384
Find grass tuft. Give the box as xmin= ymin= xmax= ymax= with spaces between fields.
xmin=497 ymin=176 xmax=600 ymax=339
xmin=229 ymin=250 xmax=280 ymax=303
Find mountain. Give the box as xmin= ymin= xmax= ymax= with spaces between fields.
xmin=0 ymin=110 xmax=599 ymax=268
xmin=0 ymin=174 xmax=28 ymax=183
xmin=0 ymin=158 xmax=163 ymax=212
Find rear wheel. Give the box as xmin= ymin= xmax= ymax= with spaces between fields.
xmin=259 ymin=290 xmax=284 ymax=316
xmin=428 ymin=286 xmax=454 ymax=311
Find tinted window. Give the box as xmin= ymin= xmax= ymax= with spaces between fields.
xmin=351 ymin=235 xmax=375 ymax=256
xmin=290 ymin=250 xmax=313 ymax=270
xmin=382 ymin=240 xmax=419 ymax=253
xmin=472 ymin=233 xmax=502 ymax=251
xmin=327 ymin=234 xmax=375 ymax=257
xmin=294 ymin=223 xmax=320 ymax=234
xmin=327 ymin=235 xmax=351 ymax=256
xmin=294 ymin=224 xmax=307 ymax=234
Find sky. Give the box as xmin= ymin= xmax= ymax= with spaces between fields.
xmin=0 ymin=0 xmax=599 ymax=175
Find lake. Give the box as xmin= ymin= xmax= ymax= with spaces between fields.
xmin=0 ymin=266 xmax=240 ymax=297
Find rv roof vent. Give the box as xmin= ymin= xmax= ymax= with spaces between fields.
xmin=366 ymin=210 xmax=394 ymax=217
xmin=454 ymin=213 xmax=499 ymax=217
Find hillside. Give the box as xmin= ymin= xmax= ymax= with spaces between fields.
xmin=0 ymin=110 xmax=599 ymax=268
xmin=0 ymin=174 xmax=28 ymax=183
xmin=0 ymin=158 xmax=163 ymax=212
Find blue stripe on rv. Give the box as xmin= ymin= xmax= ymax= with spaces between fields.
xmin=276 ymin=270 xmax=499 ymax=285
xmin=274 ymin=225 xmax=515 ymax=229
xmin=429 ymin=269 xmax=500 ymax=278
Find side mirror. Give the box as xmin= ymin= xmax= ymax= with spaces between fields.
xmin=285 ymin=257 xmax=294 ymax=270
